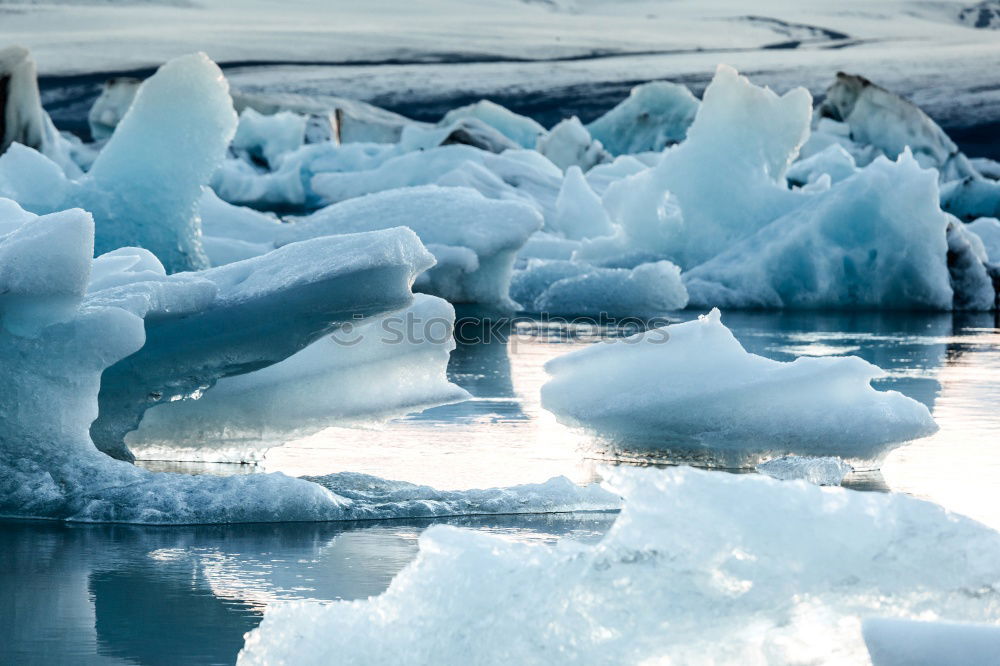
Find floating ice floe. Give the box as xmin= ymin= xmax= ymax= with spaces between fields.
xmin=438 ymin=100 xmax=546 ymax=149
xmin=512 ymin=258 xmax=687 ymax=316
xmin=126 ymin=294 xmax=470 ymax=463
xmin=238 ymin=466 xmax=1000 ymax=665
xmin=586 ymin=80 xmax=700 ymax=156
xmin=0 ymin=201 xmax=615 ymax=523
xmin=756 ymin=456 xmax=853 ymax=486
xmin=816 ymin=72 xmax=979 ymax=182
xmin=863 ymin=617 xmax=1000 ymax=666
xmin=0 ymin=52 xmax=237 ymax=273
xmin=579 ymin=64 xmax=811 ymax=269
xmin=535 ymin=117 xmax=609 ymax=172
xmin=540 ymin=309 xmax=937 ymax=466
xmin=967 ymin=217 xmax=1000 ymax=262
xmin=684 ymin=151 xmax=961 ymax=310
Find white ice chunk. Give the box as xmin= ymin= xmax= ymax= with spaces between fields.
xmin=586 ymin=80 xmax=700 ymax=156
xmin=279 ymin=185 xmax=543 ymax=308
xmin=541 ymin=309 xmax=937 ymax=466
xmin=685 ymin=152 xmax=955 ymax=310
xmin=787 ymin=143 xmax=858 ymax=186
xmin=535 ymin=117 xmax=609 ymax=172
xmin=550 ymin=165 xmax=614 ymax=240
xmin=863 ymin=618 xmax=1000 ymax=666
xmin=756 ymin=455 xmax=852 ymax=486
xmin=438 ymin=100 xmax=546 ymax=149
xmin=817 ymin=72 xmax=978 ymax=182
xmin=87 ymin=77 xmax=141 ymax=142
xmin=239 ymin=466 xmax=1000 ymax=665
xmin=967 ymin=217 xmax=1000 ymax=262
xmin=585 ymin=65 xmax=811 ymax=269
xmin=532 ymin=260 xmax=688 ymax=317
xmin=232 ymin=107 xmax=307 ymax=169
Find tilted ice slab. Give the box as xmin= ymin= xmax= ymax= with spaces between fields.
xmin=126 ymin=294 xmax=470 ymax=463
xmin=586 ymin=80 xmax=700 ymax=156
xmin=0 ymin=52 xmax=237 ymax=273
xmin=87 ymin=225 xmax=436 ymax=462
xmin=0 ymin=202 xmax=616 ymax=524
xmin=438 ymin=100 xmax=546 ymax=149
xmin=540 ymin=309 xmax=937 ymax=466
xmin=238 ymin=465 xmax=1000 ymax=665
xmin=817 ymin=72 xmax=978 ymax=182
xmin=310 ymin=144 xmax=563 ymax=225
xmin=581 ymin=65 xmax=812 ymax=270
xmin=278 ymin=186 xmax=543 ymax=308
xmin=685 ymin=151 xmax=957 ymax=310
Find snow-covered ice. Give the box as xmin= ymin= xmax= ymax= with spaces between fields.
xmin=541 ymin=309 xmax=937 ymax=466
xmin=238 ymin=465 xmax=1000 ymax=665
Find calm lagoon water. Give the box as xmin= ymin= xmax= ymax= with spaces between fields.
xmin=3 ymin=310 xmax=1000 ymax=665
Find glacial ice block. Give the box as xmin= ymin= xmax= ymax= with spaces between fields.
xmin=0 ymin=203 xmax=615 ymax=523
xmin=586 ymin=65 xmax=812 ymax=269
xmin=88 ymin=227 xmax=436 ymax=461
xmin=82 ymin=53 xmax=237 ymax=271
xmin=278 ymin=185 xmax=543 ymax=308
xmin=438 ymin=100 xmax=546 ymax=149
xmin=126 ymin=294 xmax=471 ymax=463
xmin=586 ymin=80 xmax=700 ymax=156
xmin=685 ymin=151 xmax=956 ymax=310
xmin=534 ymin=117 xmax=608 ymax=172
xmin=540 ymin=309 xmax=937 ymax=466
xmin=238 ymin=466 xmax=1000 ymax=665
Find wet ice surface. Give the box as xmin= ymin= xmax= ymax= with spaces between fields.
xmin=4 ymin=310 xmax=1000 ymax=664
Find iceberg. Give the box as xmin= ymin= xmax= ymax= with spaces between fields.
xmin=685 ymin=152 xmax=957 ymax=310
xmin=540 ymin=309 xmax=937 ymax=466
xmin=231 ymin=107 xmax=307 ymax=169
xmin=514 ymin=259 xmax=688 ymax=316
xmin=0 ymin=199 xmax=616 ymax=523
xmin=277 ymin=186 xmax=543 ymax=308
xmin=1 ymin=53 xmax=238 ymax=273
xmin=584 ymin=65 xmax=811 ymax=269
xmin=786 ymin=143 xmax=858 ymax=186
xmin=0 ymin=46 xmax=45 ymax=156
xmin=586 ymin=80 xmax=700 ymax=156
xmin=817 ymin=72 xmax=978 ymax=182
xmin=940 ymin=176 xmax=1000 ymax=222
xmin=967 ymin=217 xmax=1000 ymax=262
xmin=238 ymin=466 xmax=1000 ymax=665
xmin=88 ymin=225 xmax=436 ymax=462
xmin=534 ymin=117 xmax=609 ymax=172
xmin=126 ymin=294 xmax=470 ymax=463
xmin=549 ymin=165 xmax=614 ymax=240
xmin=87 ymin=77 xmax=142 ymax=142
xmin=438 ymin=100 xmax=546 ymax=149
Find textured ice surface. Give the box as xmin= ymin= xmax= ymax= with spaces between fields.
xmin=534 ymin=117 xmax=608 ymax=172
xmin=941 ymin=177 xmax=1000 ymax=222
xmin=530 ymin=260 xmax=688 ymax=316
xmin=439 ymin=100 xmax=545 ymax=149
xmin=817 ymin=72 xmax=978 ymax=182
xmin=2 ymin=53 xmax=238 ymax=273
xmin=239 ymin=466 xmax=1000 ymax=665
xmin=550 ymin=166 xmax=614 ymax=240
xmin=756 ymin=456 xmax=853 ymax=486
xmin=946 ymin=218 xmax=996 ymax=310
xmin=787 ymin=143 xmax=858 ymax=186
xmin=587 ymin=80 xmax=700 ymax=156
xmin=685 ymin=152 xmax=956 ymax=310
xmin=89 ymin=226 xmax=437 ymax=461
xmin=87 ymin=77 xmax=141 ymax=142
xmin=863 ymin=617 xmax=1000 ymax=666
xmin=541 ymin=309 xmax=937 ymax=466
xmin=232 ymin=107 xmax=306 ymax=169
xmin=127 ymin=294 xmax=470 ymax=462
xmin=967 ymin=217 xmax=1000 ymax=262
xmin=280 ymin=186 xmax=542 ymax=307
xmin=583 ymin=65 xmax=811 ymax=269
xmin=0 ymin=202 xmax=614 ymax=523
